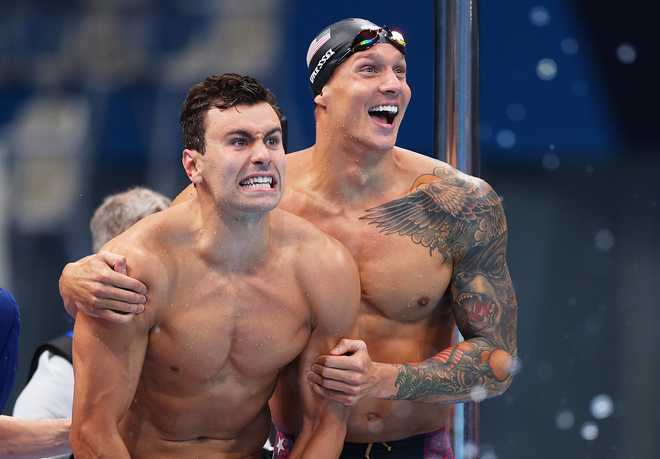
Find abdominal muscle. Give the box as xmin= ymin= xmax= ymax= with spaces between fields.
xmin=346 ymin=311 xmax=454 ymax=443
xmin=117 ymin=371 xmax=275 ymax=458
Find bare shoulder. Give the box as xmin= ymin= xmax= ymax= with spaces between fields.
xmin=272 ymin=208 xmax=360 ymax=328
xmin=272 ymin=207 xmax=356 ymax=276
xmin=102 ymin=204 xmax=185 ymax=298
xmin=360 ymin=147 xmax=505 ymax=261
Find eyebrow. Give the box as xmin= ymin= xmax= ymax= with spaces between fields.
xmin=353 ymin=52 xmax=407 ymax=65
xmin=225 ymin=127 xmax=282 ymax=138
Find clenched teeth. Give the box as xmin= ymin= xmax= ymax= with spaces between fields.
xmin=240 ymin=176 xmax=273 ymax=188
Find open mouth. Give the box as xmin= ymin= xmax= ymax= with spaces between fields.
xmin=368 ymin=104 xmax=399 ymax=126
xmin=239 ymin=175 xmax=276 ymax=191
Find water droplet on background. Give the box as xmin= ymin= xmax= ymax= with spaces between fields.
xmin=464 ymin=442 xmax=479 ymax=459
xmin=581 ymin=421 xmax=599 ymax=440
xmin=556 ymin=409 xmax=575 ymax=430
xmin=542 ymin=153 xmax=560 ymax=171
xmin=560 ymin=38 xmax=579 ymax=55
xmin=530 ymin=6 xmax=550 ymax=27
xmin=470 ymin=385 xmax=487 ymax=402
xmin=590 ymin=394 xmax=614 ymax=419
xmin=594 ymin=229 xmax=615 ymax=252
xmin=506 ymin=103 xmax=527 ymax=122
xmin=537 ymin=58 xmax=558 ymax=81
xmin=616 ymin=43 xmax=637 ymax=64
xmin=496 ymin=129 xmax=516 ymax=149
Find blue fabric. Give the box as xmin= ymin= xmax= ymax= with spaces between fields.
xmin=0 ymin=288 xmax=20 ymax=411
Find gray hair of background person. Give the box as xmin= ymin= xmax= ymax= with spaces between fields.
xmin=90 ymin=187 xmax=172 ymax=252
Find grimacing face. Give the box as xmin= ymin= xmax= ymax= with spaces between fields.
xmin=316 ymin=43 xmax=411 ymax=152
xmin=184 ymin=102 xmax=286 ymax=216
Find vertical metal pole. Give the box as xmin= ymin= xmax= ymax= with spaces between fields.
xmin=434 ymin=0 xmax=481 ymax=457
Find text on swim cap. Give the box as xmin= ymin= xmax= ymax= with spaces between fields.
xmin=310 ymin=48 xmax=335 ymax=84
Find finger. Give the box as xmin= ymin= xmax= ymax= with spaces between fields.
xmin=97 ymin=251 xmax=127 ymax=269
xmin=311 ymin=364 xmax=362 ymax=384
xmin=313 ymin=374 xmax=360 ymax=395
xmin=316 ymin=355 xmax=362 ymax=371
xmin=89 ymin=308 xmax=136 ymax=324
xmin=330 ymin=338 xmax=365 ymax=355
xmin=91 ymin=282 xmax=147 ymax=306
xmin=113 ymin=257 xmax=127 ymax=275
xmin=311 ymin=383 xmax=357 ymax=406
xmin=88 ymin=298 xmax=145 ymax=315
xmin=95 ymin=270 xmax=148 ymax=299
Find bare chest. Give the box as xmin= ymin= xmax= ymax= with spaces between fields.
xmin=297 ymin=205 xmax=453 ymax=322
xmin=146 ymin=270 xmax=311 ymax=385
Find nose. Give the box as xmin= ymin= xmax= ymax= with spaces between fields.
xmin=379 ymin=69 xmax=403 ymax=96
xmin=250 ymin=142 xmax=272 ymax=167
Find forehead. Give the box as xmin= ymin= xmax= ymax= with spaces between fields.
xmin=347 ymin=43 xmax=406 ymax=66
xmin=204 ymin=102 xmax=280 ymax=135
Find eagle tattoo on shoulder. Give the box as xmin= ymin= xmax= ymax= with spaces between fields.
xmin=360 ymin=167 xmax=506 ymax=261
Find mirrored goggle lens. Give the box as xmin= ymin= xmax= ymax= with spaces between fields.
xmin=351 ymin=29 xmax=381 ymax=51
xmin=350 ymin=28 xmax=406 ymax=54
xmin=388 ymin=30 xmax=406 ymax=48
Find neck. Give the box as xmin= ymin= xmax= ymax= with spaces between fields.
xmin=192 ymin=188 xmax=270 ymax=270
xmin=309 ymin=122 xmax=400 ymax=204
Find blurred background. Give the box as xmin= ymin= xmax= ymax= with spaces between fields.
xmin=1 ymin=0 xmax=658 ymax=457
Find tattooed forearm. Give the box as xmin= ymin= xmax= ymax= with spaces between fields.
xmin=393 ymin=338 xmax=513 ymax=401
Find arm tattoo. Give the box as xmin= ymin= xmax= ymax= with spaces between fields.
xmin=360 ymin=166 xmax=506 ymax=261
xmin=361 ymin=166 xmax=518 ymax=402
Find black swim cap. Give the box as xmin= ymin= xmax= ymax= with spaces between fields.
xmin=306 ymin=18 xmax=406 ymax=97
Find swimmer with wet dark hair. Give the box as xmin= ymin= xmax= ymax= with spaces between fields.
xmin=69 ymin=73 xmax=359 ymax=459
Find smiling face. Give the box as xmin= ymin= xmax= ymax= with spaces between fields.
xmin=183 ymin=102 xmax=286 ymax=217
xmin=315 ymin=43 xmax=411 ymax=152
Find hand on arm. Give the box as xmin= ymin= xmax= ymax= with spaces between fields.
xmin=59 ymin=250 xmax=147 ymax=323
xmin=308 ymin=338 xmax=391 ymax=406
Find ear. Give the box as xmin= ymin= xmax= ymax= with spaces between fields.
xmin=182 ymin=149 xmax=204 ymax=184
xmin=314 ymin=88 xmax=328 ymax=108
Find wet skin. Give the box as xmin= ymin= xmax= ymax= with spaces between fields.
xmin=70 ymin=103 xmax=359 ymax=459
xmin=64 ymin=43 xmax=517 ymax=448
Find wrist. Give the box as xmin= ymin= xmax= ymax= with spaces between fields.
xmin=372 ymin=362 xmax=401 ymax=399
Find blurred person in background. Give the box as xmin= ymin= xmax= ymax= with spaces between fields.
xmin=60 ymin=19 xmax=518 ymax=458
